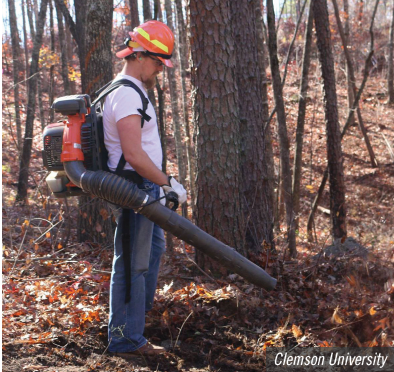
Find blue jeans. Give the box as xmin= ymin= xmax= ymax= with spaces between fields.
xmin=108 ymin=180 xmax=165 ymax=352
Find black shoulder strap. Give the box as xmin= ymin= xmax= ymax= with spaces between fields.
xmin=93 ymin=79 xmax=152 ymax=175
xmin=92 ymin=79 xmax=151 ymax=127
xmin=113 ymin=79 xmax=151 ymax=127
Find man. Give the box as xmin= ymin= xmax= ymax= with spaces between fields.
xmin=103 ymin=20 xmax=187 ymax=357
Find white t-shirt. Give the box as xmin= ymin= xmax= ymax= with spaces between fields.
xmin=103 ymin=74 xmax=162 ymax=172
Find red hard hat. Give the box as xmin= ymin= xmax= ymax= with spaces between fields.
xmin=116 ymin=20 xmax=174 ymax=67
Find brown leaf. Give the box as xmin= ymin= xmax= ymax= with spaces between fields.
xmin=162 ymin=309 xmax=170 ymax=327
xmin=292 ymin=324 xmax=303 ymax=338
xmin=346 ymin=275 xmax=357 ymax=287
xmin=332 ymin=307 xmax=344 ymax=324
xmin=95 ymin=222 xmax=102 ymax=232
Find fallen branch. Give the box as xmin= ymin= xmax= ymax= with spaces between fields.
xmin=3 ymin=338 xmax=54 ymax=346
xmin=174 ymin=311 xmax=193 ymax=349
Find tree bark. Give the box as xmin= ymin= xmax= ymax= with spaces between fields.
xmin=8 ymin=0 xmax=23 ymax=152
xmin=129 ymin=0 xmax=139 ymax=29
xmin=266 ymin=0 xmax=297 ymax=257
xmin=78 ymin=0 xmax=114 ymax=244
xmin=55 ymin=0 xmax=71 ymax=95
xmin=17 ymin=0 xmax=49 ymax=201
xmin=292 ymin=1 xmax=314 ymax=231
xmin=388 ymin=1 xmax=394 ymax=104
xmin=189 ymin=0 xmax=244 ymax=270
xmin=175 ymin=0 xmax=195 ymax=212
xmin=231 ymin=0 xmax=275 ymax=252
xmin=313 ymin=0 xmax=347 ymax=241
xmin=165 ymin=0 xmax=188 ymax=218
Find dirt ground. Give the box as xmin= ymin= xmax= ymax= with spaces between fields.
xmin=3 ymin=59 xmax=394 ymax=371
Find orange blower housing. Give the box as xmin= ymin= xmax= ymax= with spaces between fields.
xmin=42 ymin=95 xmax=97 ymax=197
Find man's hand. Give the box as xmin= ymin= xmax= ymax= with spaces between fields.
xmin=161 ymin=176 xmax=187 ymax=211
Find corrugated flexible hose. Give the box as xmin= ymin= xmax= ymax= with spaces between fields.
xmin=64 ymin=161 xmax=277 ymax=291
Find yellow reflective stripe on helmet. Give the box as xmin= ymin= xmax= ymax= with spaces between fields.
xmin=127 ymin=41 xmax=141 ymax=48
xmin=135 ymin=27 xmax=169 ymax=53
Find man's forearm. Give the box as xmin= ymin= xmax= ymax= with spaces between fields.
xmin=125 ymin=150 xmax=168 ymax=186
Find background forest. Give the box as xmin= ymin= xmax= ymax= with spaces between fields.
xmin=2 ymin=0 xmax=394 ymax=371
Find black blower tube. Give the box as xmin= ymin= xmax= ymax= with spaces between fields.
xmin=64 ymin=161 xmax=277 ymax=291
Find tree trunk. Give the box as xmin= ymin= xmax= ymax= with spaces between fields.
xmin=48 ymin=0 xmax=55 ymax=123
xmin=55 ymin=0 xmax=114 ymax=243
xmin=307 ymin=0 xmax=379 ymax=241
xmin=292 ymin=1 xmax=314 ymax=231
xmin=27 ymin=0 xmax=46 ymax=130
xmin=17 ymin=0 xmax=49 ymax=201
xmin=65 ymin=18 xmax=76 ymax=94
xmin=165 ymin=0 xmax=188 ymax=218
xmin=8 ymin=0 xmax=23 ymax=152
xmin=79 ymin=0 xmax=114 ymax=244
xmin=157 ymin=76 xmax=167 ymax=173
xmin=231 ymin=0 xmax=275 ymax=252
xmin=129 ymin=0 xmax=139 ymax=29
xmin=37 ymin=78 xmax=46 ymax=129
xmin=175 ymin=0 xmax=195 ymax=212
xmin=84 ymin=1 xmax=113 ymax=95
xmin=332 ymin=0 xmax=378 ymax=168
xmin=26 ymin=0 xmax=35 ymax=39
xmin=189 ymin=0 xmax=244 ymax=270
xmin=313 ymin=0 xmax=347 ymax=242
xmin=153 ymin=0 xmax=161 ymax=20
xmin=255 ymin=0 xmax=276 ymax=242
xmin=55 ymin=0 xmax=86 ymax=91
xmin=357 ymin=0 xmax=364 ymax=25
xmin=55 ymin=0 xmax=71 ymax=95
xmin=388 ymin=1 xmax=394 ymax=104
xmin=139 ymin=0 xmax=157 ymax=109
xmin=143 ymin=0 xmax=151 ymax=21
xmin=21 ymin=0 xmax=30 ymax=80
xmin=266 ymin=0 xmax=297 ymax=257
xmin=343 ymin=0 xmax=355 ymax=127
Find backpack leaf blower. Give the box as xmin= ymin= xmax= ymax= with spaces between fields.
xmin=42 ymin=93 xmax=277 ymax=291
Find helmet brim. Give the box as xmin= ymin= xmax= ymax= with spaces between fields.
xmin=160 ymin=57 xmax=173 ymax=68
xmin=116 ymin=47 xmax=134 ymax=59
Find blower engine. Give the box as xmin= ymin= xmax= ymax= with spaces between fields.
xmin=42 ymin=94 xmax=102 ymax=197
xmin=42 ymin=94 xmax=277 ymax=292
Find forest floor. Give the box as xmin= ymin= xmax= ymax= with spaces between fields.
xmin=2 ymin=61 xmax=394 ymax=371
